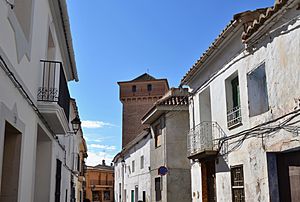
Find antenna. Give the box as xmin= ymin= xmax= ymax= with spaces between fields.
xmin=147 ymin=68 xmax=150 ymax=74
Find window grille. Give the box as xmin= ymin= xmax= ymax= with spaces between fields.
xmin=231 ymin=165 xmax=245 ymax=202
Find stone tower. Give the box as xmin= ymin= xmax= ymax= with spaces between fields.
xmin=118 ymin=73 xmax=169 ymax=148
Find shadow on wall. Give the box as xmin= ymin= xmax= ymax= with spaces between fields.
xmin=216 ymin=156 xmax=230 ymax=173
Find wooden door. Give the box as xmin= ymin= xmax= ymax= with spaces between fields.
xmin=201 ymin=160 xmax=216 ymax=202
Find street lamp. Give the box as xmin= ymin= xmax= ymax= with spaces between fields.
xmin=71 ymin=115 xmax=81 ymax=135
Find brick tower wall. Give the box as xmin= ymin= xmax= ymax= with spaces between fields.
xmin=119 ymin=79 xmax=168 ymax=148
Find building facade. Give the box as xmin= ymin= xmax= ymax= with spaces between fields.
xmin=181 ymin=0 xmax=300 ymax=201
xmin=77 ymin=133 xmax=88 ymax=202
xmin=142 ymin=88 xmax=191 ymax=202
xmin=85 ymin=161 xmax=114 ymax=202
xmin=114 ymin=130 xmax=151 ymax=202
xmin=114 ymin=73 xmax=169 ymax=202
xmin=0 ymin=0 xmax=86 ymax=201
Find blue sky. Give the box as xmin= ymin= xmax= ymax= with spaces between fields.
xmin=67 ymin=0 xmax=274 ymax=166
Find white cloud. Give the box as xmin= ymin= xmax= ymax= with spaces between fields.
xmin=94 ymin=139 xmax=103 ymax=143
xmin=81 ymin=120 xmax=115 ymax=129
xmin=86 ymin=151 xmax=114 ymax=166
xmin=90 ymin=144 xmax=116 ymax=150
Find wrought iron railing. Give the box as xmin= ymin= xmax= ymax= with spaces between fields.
xmin=90 ymin=180 xmax=113 ymax=186
xmin=227 ymin=106 xmax=242 ymax=128
xmin=38 ymin=60 xmax=70 ymax=121
xmin=187 ymin=121 xmax=226 ymax=157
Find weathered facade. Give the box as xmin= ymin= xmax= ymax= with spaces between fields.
xmin=142 ymin=88 xmax=191 ymax=202
xmin=85 ymin=161 xmax=114 ymax=202
xmin=113 ymin=130 xmax=151 ymax=202
xmin=0 ymin=0 xmax=86 ymax=201
xmin=181 ymin=0 xmax=300 ymax=201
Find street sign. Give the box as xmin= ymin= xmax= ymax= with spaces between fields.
xmin=158 ymin=166 xmax=168 ymax=176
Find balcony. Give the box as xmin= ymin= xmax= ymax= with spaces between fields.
xmin=187 ymin=122 xmax=226 ymax=160
xmin=227 ymin=106 xmax=242 ymax=129
xmin=37 ymin=60 xmax=70 ymax=134
xmin=90 ymin=180 xmax=113 ymax=187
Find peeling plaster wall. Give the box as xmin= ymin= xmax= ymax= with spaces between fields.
xmin=189 ymin=6 xmax=300 ymax=202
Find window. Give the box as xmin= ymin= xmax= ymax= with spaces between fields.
xmin=77 ymin=154 xmax=80 ymax=172
xmin=55 ymin=159 xmax=62 ymax=202
xmin=147 ymin=84 xmax=152 ymax=91
xmin=225 ymin=73 xmax=242 ymax=129
xmin=47 ymin=28 xmax=56 ymax=60
xmin=104 ymin=191 xmax=111 ymax=200
xmin=140 ymin=155 xmax=144 ymax=169
xmin=154 ymin=124 xmax=162 ymax=148
xmin=132 ymin=160 xmax=135 ymax=173
xmin=231 ymin=165 xmax=245 ymax=202
xmin=247 ymin=64 xmax=269 ymax=117
xmin=155 ymin=177 xmax=162 ymax=201
xmin=132 ymin=85 xmax=137 ymax=93
xmin=92 ymin=191 xmax=101 ymax=201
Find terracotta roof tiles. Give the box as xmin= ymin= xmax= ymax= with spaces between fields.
xmin=242 ymin=0 xmax=291 ymax=41
xmin=156 ymin=95 xmax=188 ymax=106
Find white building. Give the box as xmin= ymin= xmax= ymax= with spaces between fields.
xmin=113 ymin=129 xmax=151 ymax=202
xmin=0 ymin=0 xmax=86 ymax=201
xmin=181 ymin=0 xmax=300 ymax=201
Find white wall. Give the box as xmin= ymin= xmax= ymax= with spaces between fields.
xmin=188 ymin=6 xmax=300 ymax=202
xmin=0 ymin=0 xmax=78 ymax=201
xmin=115 ymin=134 xmax=151 ymax=202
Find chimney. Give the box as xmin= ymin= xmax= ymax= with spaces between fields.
xmin=110 ymin=163 xmax=113 ymax=167
xmin=102 ymin=159 xmax=106 ymax=166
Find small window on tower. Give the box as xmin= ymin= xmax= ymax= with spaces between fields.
xmin=132 ymin=85 xmax=137 ymax=92
xmin=147 ymin=84 xmax=152 ymax=91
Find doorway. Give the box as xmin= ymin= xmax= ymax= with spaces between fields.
xmin=34 ymin=125 xmax=52 ymax=202
xmin=135 ymin=186 xmax=138 ymax=202
xmin=201 ymin=160 xmax=216 ymax=202
xmin=0 ymin=122 xmax=22 ymax=202
xmin=277 ymin=151 xmax=300 ymax=202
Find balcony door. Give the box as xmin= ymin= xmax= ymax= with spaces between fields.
xmin=199 ymin=87 xmax=212 ymax=149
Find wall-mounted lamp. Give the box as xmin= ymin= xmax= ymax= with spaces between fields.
xmin=71 ymin=115 xmax=81 ymax=135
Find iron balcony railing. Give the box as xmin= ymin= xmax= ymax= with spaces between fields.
xmin=227 ymin=106 xmax=242 ymax=128
xmin=38 ymin=60 xmax=70 ymax=121
xmin=187 ymin=121 xmax=226 ymax=157
xmin=90 ymin=180 xmax=113 ymax=186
